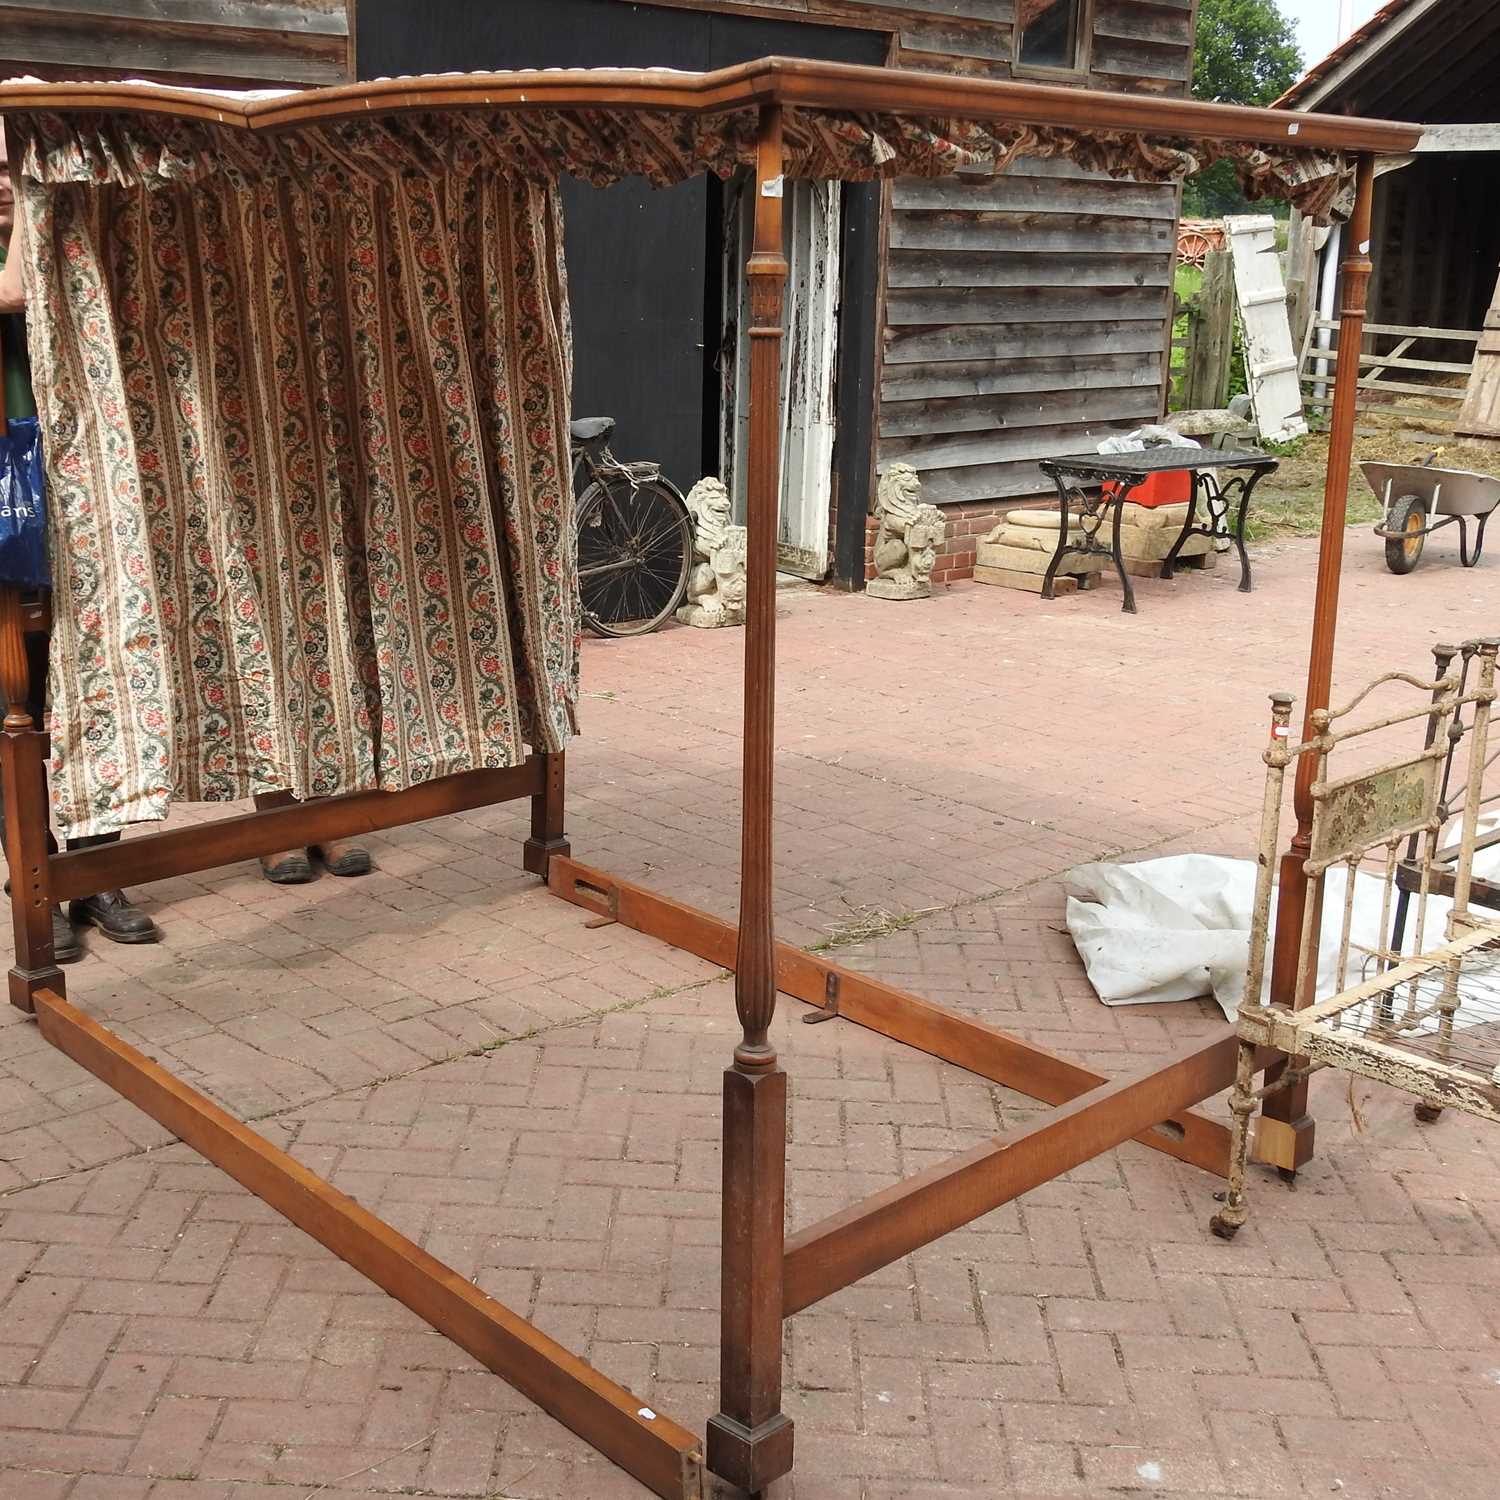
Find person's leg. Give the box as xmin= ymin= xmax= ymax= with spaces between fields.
xmin=312 ymin=836 xmax=371 ymax=878
xmin=254 ymin=790 xmax=316 ymax=884
xmin=65 ymin=831 xmax=159 ymax=943
xmin=6 ymin=624 xmax=158 ymax=948
xmin=253 ymin=792 xmax=371 ymax=883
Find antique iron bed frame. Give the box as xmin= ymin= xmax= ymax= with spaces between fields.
xmin=1213 ymin=640 xmax=1500 ymax=1239
xmin=0 ymin=61 xmax=1419 ymax=1499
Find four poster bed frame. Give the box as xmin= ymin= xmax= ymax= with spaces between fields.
xmin=0 ymin=61 xmax=1419 ymax=1499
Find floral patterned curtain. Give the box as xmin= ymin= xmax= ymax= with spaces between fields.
xmin=8 ymin=93 xmax=1351 ymax=834
xmin=16 ymin=121 xmax=578 ymax=838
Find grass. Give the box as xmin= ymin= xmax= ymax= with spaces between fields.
xmin=1243 ymin=475 xmax=1385 ymax=541
xmin=1169 ymin=260 xmax=1247 ymax=408
xmin=1242 ymin=432 xmax=1384 ymax=540
xmin=1243 ymin=425 xmax=1500 ymax=541
xmin=1168 ymin=263 xmax=1201 ymax=397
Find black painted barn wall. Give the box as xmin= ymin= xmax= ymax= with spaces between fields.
xmin=358 ymin=0 xmax=886 ymax=496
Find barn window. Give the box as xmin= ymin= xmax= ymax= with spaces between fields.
xmin=1016 ymin=0 xmax=1086 ymax=71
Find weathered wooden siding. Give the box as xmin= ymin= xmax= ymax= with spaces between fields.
xmin=634 ymin=0 xmax=1192 ymax=93
xmin=1367 ymin=156 xmax=1500 ymax=341
xmin=0 ymin=0 xmax=354 ymax=87
xmin=882 ymin=156 xmax=1177 ymax=501
xmin=641 ymin=0 xmax=1195 ymax=506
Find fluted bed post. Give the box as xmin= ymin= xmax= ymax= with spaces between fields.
xmin=1259 ymin=153 xmax=1377 ymax=1173
xmin=707 ymin=104 xmax=794 ymax=1494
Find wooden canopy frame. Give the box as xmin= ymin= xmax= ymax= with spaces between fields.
xmin=0 ymin=59 xmax=1419 ymax=1499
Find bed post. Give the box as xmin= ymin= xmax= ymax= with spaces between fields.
xmin=0 ymin=585 xmax=61 ymax=1013
xmin=1258 ymin=153 xmax=1376 ymax=1174
xmin=707 ymin=103 xmax=794 ymax=1495
xmin=522 ymin=750 xmax=569 ymax=877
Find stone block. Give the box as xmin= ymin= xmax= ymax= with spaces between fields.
xmin=973 ymin=564 xmax=1101 ymax=594
xmin=975 ymin=542 xmax=1103 ymax=575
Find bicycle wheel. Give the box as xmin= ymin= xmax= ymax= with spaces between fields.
xmin=576 ymin=474 xmax=693 ymax=638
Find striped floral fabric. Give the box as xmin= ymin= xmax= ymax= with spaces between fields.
xmin=15 ymin=117 xmax=579 ymax=837
xmin=8 ymin=94 xmax=1349 ymax=835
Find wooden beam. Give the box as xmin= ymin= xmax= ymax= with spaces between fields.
xmin=1457 ymin=265 xmax=1500 ymax=442
xmin=32 ymin=988 xmax=703 ymax=1500
xmin=782 ymin=1031 xmax=1249 ymax=1316
xmin=48 ymin=760 xmax=543 ymax=902
xmin=548 ymin=858 xmax=1232 ymax=1176
xmin=1414 ymin=123 xmax=1500 ymax=153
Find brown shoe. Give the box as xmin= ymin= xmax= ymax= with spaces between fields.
xmin=259 ymin=849 xmax=316 ymax=884
xmin=313 ymin=840 xmax=372 ymax=877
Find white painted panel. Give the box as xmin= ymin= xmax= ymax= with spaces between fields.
xmin=1225 ymin=214 xmax=1308 ymax=443
xmin=722 ymin=177 xmax=839 ymax=580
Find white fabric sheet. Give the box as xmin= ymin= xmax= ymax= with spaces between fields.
xmin=1065 ymin=830 xmax=1500 ymax=1022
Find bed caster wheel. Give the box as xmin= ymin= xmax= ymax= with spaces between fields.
xmin=1414 ymin=1101 xmax=1444 ymax=1124
xmin=1209 ymin=1213 xmax=1242 ymax=1241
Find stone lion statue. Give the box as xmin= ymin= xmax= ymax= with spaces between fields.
xmin=676 ymin=477 xmax=748 ymax=628
xmin=868 ymin=463 xmax=945 ymax=600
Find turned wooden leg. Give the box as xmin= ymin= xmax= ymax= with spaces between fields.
xmin=709 ymin=104 xmax=794 ymax=1496
xmin=0 ymin=586 xmax=62 ymax=1012
xmin=522 ymin=751 xmax=569 ymax=878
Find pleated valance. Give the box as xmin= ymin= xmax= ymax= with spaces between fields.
xmin=12 ymin=98 xmax=1356 ymax=223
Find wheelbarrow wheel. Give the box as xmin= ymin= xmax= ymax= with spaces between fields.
xmin=1384 ymin=494 xmax=1427 ymax=575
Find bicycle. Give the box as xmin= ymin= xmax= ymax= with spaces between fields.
xmin=570 ymin=417 xmax=693 ymax=639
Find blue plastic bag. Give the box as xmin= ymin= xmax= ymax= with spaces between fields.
xmin=0 ymin=416 xmax=51 ymax=590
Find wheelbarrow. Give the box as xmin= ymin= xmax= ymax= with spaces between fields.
xmin=1363 ymin=458 xmax=1500 ymax=574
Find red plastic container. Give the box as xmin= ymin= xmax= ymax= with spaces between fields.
xmin=1102 ymin=469 xmax=1192 ymax=508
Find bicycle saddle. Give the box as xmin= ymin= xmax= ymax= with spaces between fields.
xmin=570 ymin=416 xmax=615 ymax=443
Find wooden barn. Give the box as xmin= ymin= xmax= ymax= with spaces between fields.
xmin=1278 ymin=0 xmax=1500 ymax=433
xmin=3 ymin=1 xmax=1198 ymax=588
xmin=0 ymin=0 xmax=354 ymax=87
xmin=357 ymin=0 xmax=1197 ymax=587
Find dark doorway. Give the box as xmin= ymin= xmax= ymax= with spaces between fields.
xmin=358 ymin=0 xmax=888 ymax=506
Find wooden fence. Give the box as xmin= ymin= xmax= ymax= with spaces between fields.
xmin=1170 ymin=248 xmax=1236 ymax=411
xmin=1297 ymin=319 xmax=1480 ymax=431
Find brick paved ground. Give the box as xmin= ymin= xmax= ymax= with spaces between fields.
xmin=1 ymin=533 xmax=1498 ymax=1499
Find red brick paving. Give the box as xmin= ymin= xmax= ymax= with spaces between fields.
xmin=1 ymin=533 xmax=1498 ymax=1497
